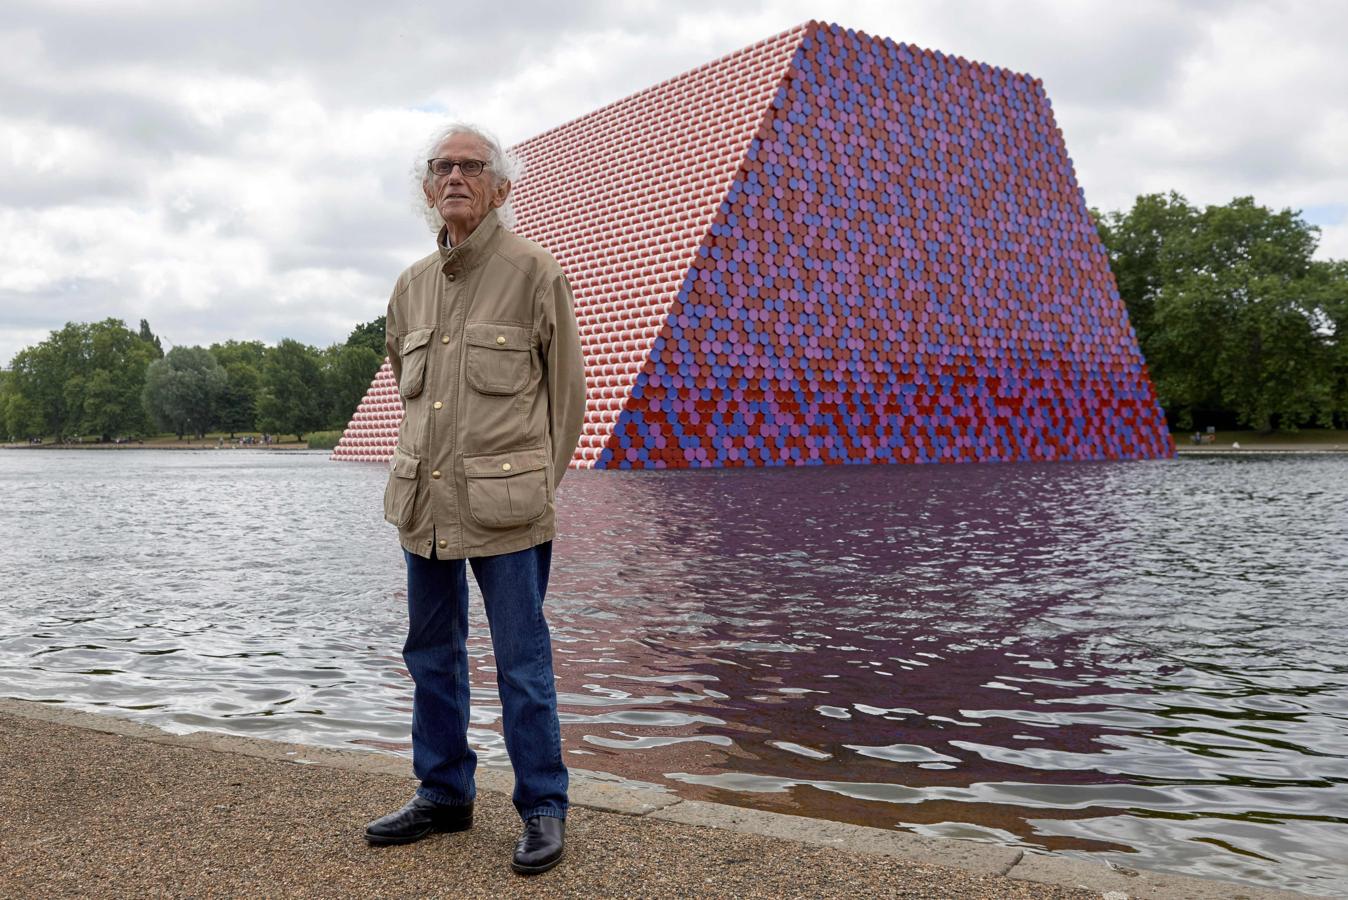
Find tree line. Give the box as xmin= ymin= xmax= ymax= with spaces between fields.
xmin=1095 ymin=194 xmax=1347 ymax=432
xmin=0 ymin=318 xmax=386 ymax=443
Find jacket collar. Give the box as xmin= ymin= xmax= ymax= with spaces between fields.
xmin=438 ymin=208 xmax=502 ymax=275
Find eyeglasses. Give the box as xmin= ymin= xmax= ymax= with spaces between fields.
xmin=427 ymin=158 xmax=489 ymax=178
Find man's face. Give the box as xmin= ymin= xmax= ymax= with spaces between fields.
xmin=424 ymin=133 xmax=510 ymax=243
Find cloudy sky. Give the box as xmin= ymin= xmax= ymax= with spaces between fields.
xmin=3 ymin=0 xmax=1345 ymax=366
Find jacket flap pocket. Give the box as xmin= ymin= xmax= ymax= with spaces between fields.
xmin=401 ymin=327 xmax=435 ymax=355
xmin=462 ymin=447 xmax=547 ymax=478
xmin=465 ymin=322 xmax=531 ymax=352
xmin=391 ymin=446 xmax=420 ymax=479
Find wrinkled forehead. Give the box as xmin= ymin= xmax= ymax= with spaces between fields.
xmin=432 ymin=133 xmax=492 ymax=161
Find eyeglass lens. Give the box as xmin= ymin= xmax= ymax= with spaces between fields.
xmin=429 ymin=159 xmax=486 ymax=177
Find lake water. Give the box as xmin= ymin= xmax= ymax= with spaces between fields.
xmin=1 ymin=448 xmax=1346 ymax=895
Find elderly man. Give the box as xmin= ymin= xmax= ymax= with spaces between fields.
xmin=364 ymin=123 xmax=585 ymax=877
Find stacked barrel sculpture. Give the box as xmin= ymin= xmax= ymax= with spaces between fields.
xmin=331 ymin=21 xmax=1173 ymax=467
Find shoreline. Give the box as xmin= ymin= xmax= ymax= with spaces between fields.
xmin=0 ymin=443 xmax=313 ymax=452
xmin=1174 ymin=446 xmax=1348 ymax=454
xmin=0 ymin=698 xmax=1314 ymax=899
xmin=7 ymin=443 xmax=1347 ymax=456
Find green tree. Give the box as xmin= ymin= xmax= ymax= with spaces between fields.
xmin=345 ymin=315 xmax=387 ymax=358
xmin=9 ymin=323 xmax=86 ymax=439
xmin=1 ymin=368 xmax=41 ymax=441
xmin=4 ymin=388 xmax=42 ymax=441
xmin=322 ymin=342 xmax=382 ymax=429
xmin=1306 ymin=259 xmax=1348 ymax=427
xmin=81 ymin=320 xmax=156 ymax=440
xmin=138 ymin=319 xmax=165 ymax=359
xmin=256 ymin=339 xmax=326 ymax=441
xmin=6 ymin=319 xmax=152 ymax=441
xmin=1153 ymin=271 xmax=1332 ymax=432
xmin=0 ymin=370 xmax=12 ymax=440
xmin=210 ymin=339 xmax=266 ymax=437
xmin=1097 ymin=193 xmax=1340 ymax=432
xmin=142 ymin=346 xmax=227 ymax=439
xmin=1093 ymin=192 xmax=1200 ymax=356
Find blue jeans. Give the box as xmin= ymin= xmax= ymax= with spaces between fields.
xmin=402 ymin=541 xmax=567 ymax=821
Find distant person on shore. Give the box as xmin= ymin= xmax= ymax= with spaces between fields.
xmin=362 ymin=123 xmax=585 ymax=877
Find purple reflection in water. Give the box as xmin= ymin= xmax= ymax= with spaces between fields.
xmin=546 ymin=465 xmax=1150 ymax=835
xmin=508 ymin=458 xmax=1348 ymax=896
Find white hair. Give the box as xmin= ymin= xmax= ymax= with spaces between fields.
xmin=414 ymin=122 xmax=523 ymax=232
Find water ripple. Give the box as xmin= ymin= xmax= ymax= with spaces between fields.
xmin=1 ymin=449 xmax=1347 ymax=895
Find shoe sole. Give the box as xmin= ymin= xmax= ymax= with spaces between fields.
xmin=511 ymin=847 xmax=564 ymax=876
xmin=365 ymin=819 xmax=473 ymax=846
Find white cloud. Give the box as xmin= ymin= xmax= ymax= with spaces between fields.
xmin=2 ymin=0 xmax=1346 ymax=366
xmin=1314 ymin=220 xmax=1348 ymax=261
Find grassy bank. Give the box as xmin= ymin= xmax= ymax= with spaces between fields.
xmin=3 ymin=432 xmax=314 ymax=451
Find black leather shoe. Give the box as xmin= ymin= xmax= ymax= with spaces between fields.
xmin=364 ymin=796 xmax=473 ymax=845
xmin=511 ymin=815 xmax=565 ymax=875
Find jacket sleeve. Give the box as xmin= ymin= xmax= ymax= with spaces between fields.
xmin=385 ymin=284 xmax=402 ymax=388
xmin=537 ymin=271 xmax=586 ymax=489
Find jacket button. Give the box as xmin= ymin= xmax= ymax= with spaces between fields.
xmin=496 ymin=335 xmax=506 ymax=345
xmin=433 ymin=401 xmax=443 ymax=410
xmin=447 ymin=273 xmax=456 ymax=281
xmin=441 ymin=335 xmax=450 ymax=344
xmin=501 ymin=462 xmax=512 ymax=472
xmin=437 ymin=539 xmax=448 ymax=549
xmin=431 ymin=470 xmax=441 ymax=479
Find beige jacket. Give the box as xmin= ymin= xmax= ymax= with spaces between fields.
xmin=382 ymin=210 xmax=586 ymax=559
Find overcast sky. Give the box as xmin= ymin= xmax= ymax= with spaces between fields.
xmin=3 ymin=0 xmax=1345 ymax=366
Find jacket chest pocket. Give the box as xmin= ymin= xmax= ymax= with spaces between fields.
xmin=465 ymin=323 xmax=531 ymax=395
xmin=398 ymin=327 xmax=435 ymax=399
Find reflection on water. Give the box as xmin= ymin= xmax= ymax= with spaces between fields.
xmin=1 ymin=449 xmax=1346 ymax=894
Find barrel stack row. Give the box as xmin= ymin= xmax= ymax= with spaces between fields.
xmin=332 ymin=20 xmax=1172 ymax=466
xmin=329 ymin=361 xmax=400 ymax=461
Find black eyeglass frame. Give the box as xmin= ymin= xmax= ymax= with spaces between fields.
xmin=427 ymin=158 xmax=490 ymax=178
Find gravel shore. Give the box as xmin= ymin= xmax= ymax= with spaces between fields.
xmin=0 ymin=709 xmax=1089 ymax=899
xmin=0 ymin=703 xmax=1310 ymax=899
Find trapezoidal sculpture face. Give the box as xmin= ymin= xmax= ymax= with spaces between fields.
xmin=333 ymin=21 xmax=1173 ymax=467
